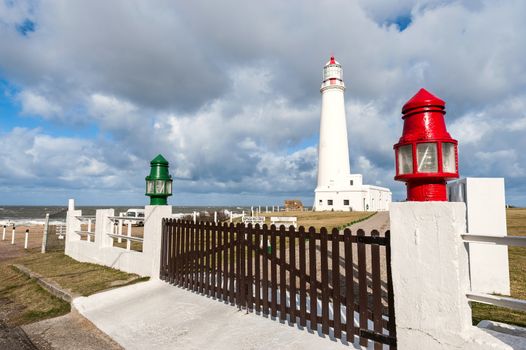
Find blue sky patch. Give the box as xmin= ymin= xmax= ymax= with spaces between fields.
xmin=16 ymin=19 xmax=35 ymax=36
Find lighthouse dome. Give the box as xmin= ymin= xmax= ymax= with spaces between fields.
xmin=325 ymin=55 xmax=341 ymax=66
xmin=322 ymin=55 xmax=344 ymax=87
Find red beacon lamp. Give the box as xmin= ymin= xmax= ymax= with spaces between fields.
xmin=394 ymin=88 xmax=459 ymax=201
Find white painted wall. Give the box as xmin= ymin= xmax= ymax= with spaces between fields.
xmin=314 ymin=184 xmax=390 ymax=211
xmin=448 ymin=178 xmax=510 ymax=295
xmin=390 ymin=202 xmax=514 ymax=349
xmin=65 ymin=202 xmax=172 ymax=278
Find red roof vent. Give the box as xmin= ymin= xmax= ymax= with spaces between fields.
xmin=402 ymin=88 xmax=445 ymax=114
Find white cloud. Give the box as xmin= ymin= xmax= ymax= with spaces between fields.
xmin=18 ymin=90 xmax=62 ymax=118
xmin=0 ymin=1 xmax=526 ymax=204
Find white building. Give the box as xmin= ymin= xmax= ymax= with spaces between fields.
xmin=314 ymin=56 xmax=391 ymax=211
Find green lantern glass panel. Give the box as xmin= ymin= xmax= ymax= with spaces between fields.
xmin=147 ymin=180 xmax=155 ymax=194
xmin=156 ymin=180 xmax=165 ymax=194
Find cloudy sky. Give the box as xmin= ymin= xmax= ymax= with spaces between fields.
xmin=0 ymin=0 xmax=525 ymax=206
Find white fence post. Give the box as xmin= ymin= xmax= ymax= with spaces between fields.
xmin=448 ymin=177 xmax=510 ymax=295
xmin=390 ymin=202 xmax=511 ymax=349
xmin=11 ymin=225 xmax=15 ymax=245
xmin=41 ymin=213 xmax=49 ymax=253
xmin=214 ymin=211 xmax=217 ymax=224
xmin=65 ymin=206 xmax=82 ymax=256
xmin=87 ymin=218 xmax=92 ymax=243
xmin=95 ymin=209 xmax=115 ymax=249
xmin=24 ymin=229 xmax=29 ymax=249
xmin=142 ymin=205 xmax=172 ymax=280
xmin=118 ymin=217 xmax=123 ymax=243
xmin=126 ymin=221 xmax=132 ymax=250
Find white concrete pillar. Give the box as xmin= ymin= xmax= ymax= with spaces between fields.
xmin=95 ymin=209 xmax=114 ymax=249
xmin=229 ymin=211 xmax=233 ymax=223
xmin=142 ymin=205 xmax=172 ymax=280
xmin=448 ymin=178 xmax=510 ymax=295
xmin=2 ymin=225 xmax=6 ymax=240
xmin=65 ymin=208 xmax=82 ymax=256
xmin=11 ymin=225 xmax=15 ymax=244
xmin=390 ymin=202 xmax=511 ymax=349
xmin=193 ymin=211 xmax=197 ymax=224
xmin=214 ymin=211 xmax=217 ymax=224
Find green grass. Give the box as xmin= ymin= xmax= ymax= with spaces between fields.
xmin=0 ymin=248 xmax=147 ymax=326
xmin=471 ymin=208 xmax=526 ymax=327
xmin=0 ymin=264 xmax=70 ymax=326
xmin=14 ymin=251 xmax=146 ymax=296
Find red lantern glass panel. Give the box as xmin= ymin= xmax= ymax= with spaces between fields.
xmin=442 ymin=142 xmax=456 ymax=173
xmin=416 ymin=143 xmax=438 ymax=173
xmin=398 ymin=144 xmax=413 ymax=175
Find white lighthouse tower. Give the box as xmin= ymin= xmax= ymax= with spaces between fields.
xmin=314 ymin=56 xmax=391 ymax=211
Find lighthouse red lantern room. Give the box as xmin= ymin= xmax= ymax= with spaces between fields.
xmin=394 ymin=88 xmax=459 ymax=201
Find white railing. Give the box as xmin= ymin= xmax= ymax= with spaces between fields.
xmin=107 ymin=216 xmax=144 ymax=251
xmin=75 ymin=215 xmax=95 ymax=242
xmin=463 ymin=233 xmax=526 ymax=312
xmin=270 ymin=216 xmax=298 ymax=229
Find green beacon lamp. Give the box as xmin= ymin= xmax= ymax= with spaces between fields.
xmin=145 ymin=154 xmax=173 ymax=205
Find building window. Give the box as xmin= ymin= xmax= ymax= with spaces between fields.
xmin=350 ymin=180 xmax=354 ymax=186
xmin=328 ymin=200 xmax=333 ymax=205
xmin=344 ymin=199 xmax=349 ymax=205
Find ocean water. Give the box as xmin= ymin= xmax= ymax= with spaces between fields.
xmin=0 ymin=205 xmax=253 ymax=226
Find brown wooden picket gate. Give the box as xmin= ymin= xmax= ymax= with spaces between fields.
xmin=160 ymin=220 xmax=397 ymax=348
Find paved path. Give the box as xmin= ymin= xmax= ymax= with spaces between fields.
xmin=347 ymin=211 xmax=390 ymax=233
xmin=74 ymin=280 xmax=363 ymax=350
xmin=23 ymin=310 xmax=122 ymax=350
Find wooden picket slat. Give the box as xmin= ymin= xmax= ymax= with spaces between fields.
xmin=344 ymin=228 xmax=354 ymax=342
xmin=229 ymin=223 xmax=235 ymax=303
xmin=262 ymin=224 xmax=269 ymax=315
xmin=270 ymin=224 xmax=278 ymax=317
xmin=386 ymin=230 xmax=397 ymax=347
xmin=289 ymin=226 xmax=296 ymax=324
xmin=332 ymin=227 xmax=342 ymax=339
xmin=254 ymin=225 xmax=261 ymax=313
xmin=357 ymin=229 xmax=368 ymax=347
xmin=371 ymin=229 xmax=383 ymax=350
xmin=279 ymin=225 xmax=286 ymax=321
xmin=299 ymin=226 xmax=307 ymax=327
xmin=247 ymin=224 xmax=254 ymax=310
xmin=320 ymin=227 xmax=329 ymax=335
xmin=223 ymin=223 xmax=229 ymax=299
xmin=308 ymin=226 xmax=317 ymax=331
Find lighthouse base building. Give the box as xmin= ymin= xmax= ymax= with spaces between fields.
xmin=315 ymin=174 xmax=391 ymax=212
xmin=313 ymin=56 xmax=391 ymax=212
